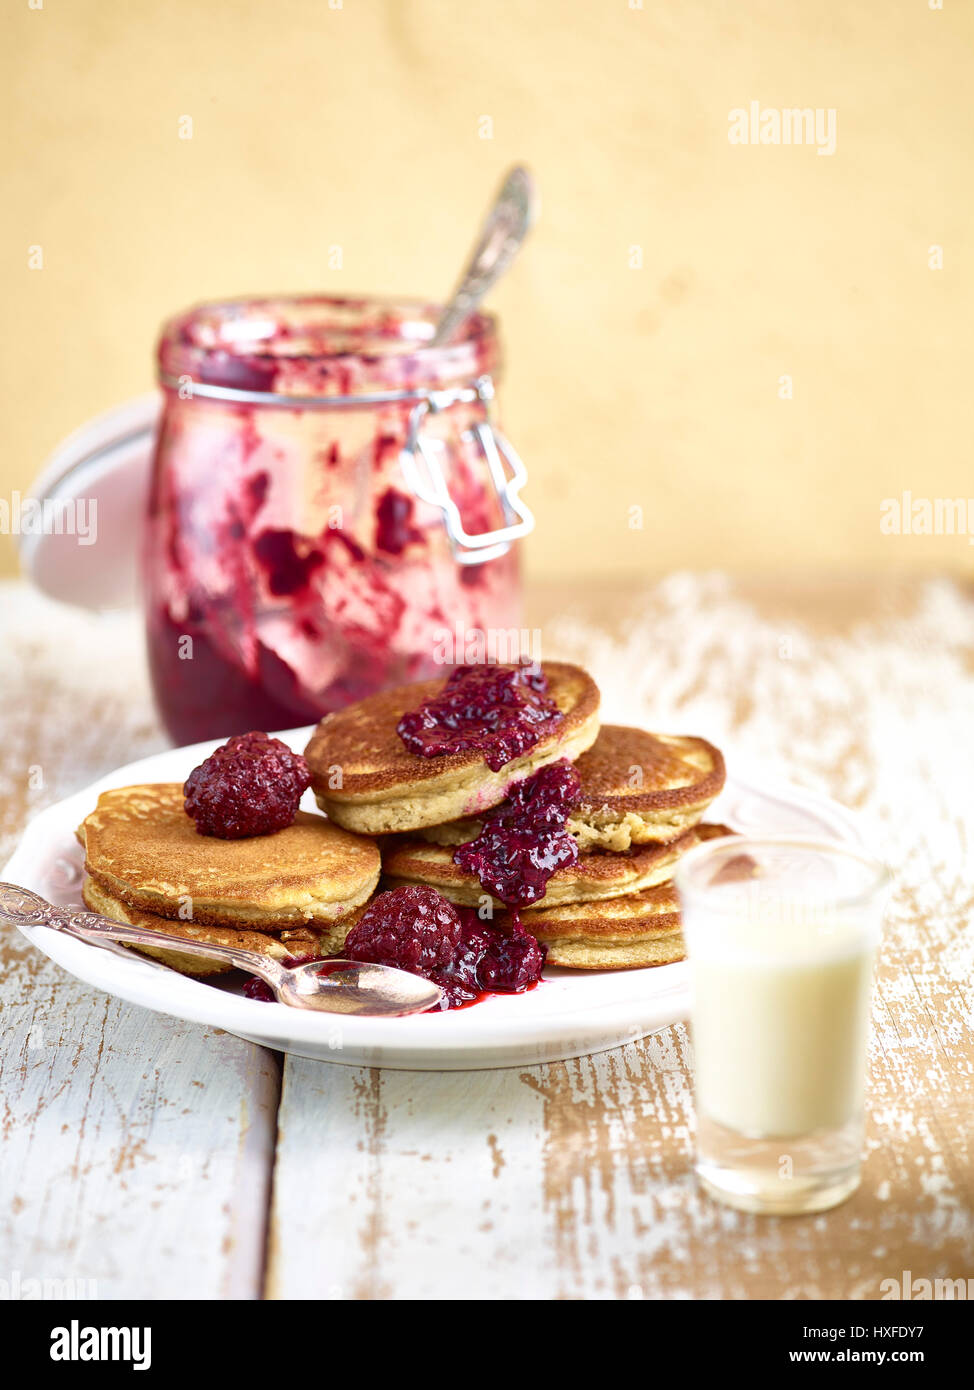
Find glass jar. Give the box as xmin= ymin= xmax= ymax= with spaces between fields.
xmin=146 ymin=296 xmax=530 ymax=744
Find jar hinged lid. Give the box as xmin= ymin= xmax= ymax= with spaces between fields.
xmin=399 ymin=375 xmax=534 ymax=566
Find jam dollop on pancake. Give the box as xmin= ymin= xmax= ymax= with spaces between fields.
xmin=453 ymin=760 xmax=581 ymax=907
xmin=383 ymin=820 xmax=729 ymax=912
xmin=304 ymin=661 xmax=600 ymax=836
xmin=397 ymin=663 xmax=564 ymax=772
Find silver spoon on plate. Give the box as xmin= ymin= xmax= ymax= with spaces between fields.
xmin=0 ymin=882 xmax=442 ymax=1016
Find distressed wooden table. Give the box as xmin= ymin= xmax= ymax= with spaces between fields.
xmin=1 ymin=574 xmax=971 ymax=1300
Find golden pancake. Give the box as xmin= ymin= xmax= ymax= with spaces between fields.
xmin=382 ymin=820 xmax=725 ymax=911
xmin=79 ymin=783 xmax=381 ymax=928
xmin=514 ymin=824 xmax=736 ymax=968
xmin=81 ymin=874 xmax=358 ymax=977
xmin=305 ymin=661 xmax=601 ymax=835
xmin=418 ymin=818 xmax=482 ymax=846
xmin=567 ymin=726 xmax=725 ymax=850
xmin=517 ymin=882 xmax=685 ymax=969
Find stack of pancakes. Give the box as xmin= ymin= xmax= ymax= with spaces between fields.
xmin=77 ymin=784 xmax=380 ymax=976
xmin=307 ymin=662 xmax=729 ymax=970
xmin=78 ymin=661 xmax=729 ymax=978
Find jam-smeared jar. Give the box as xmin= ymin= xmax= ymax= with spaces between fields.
xmin=146 ymin=296 xmax=529 ymax=743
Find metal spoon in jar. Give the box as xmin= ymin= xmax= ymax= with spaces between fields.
xmin=429 ymin=165 xmax=538 ymax=348
xmin=0 ymin=883 xmax=442 ymax=1016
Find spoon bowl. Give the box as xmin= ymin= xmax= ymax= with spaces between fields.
xmin=269 ymin=957 xmax=443 ymax=1016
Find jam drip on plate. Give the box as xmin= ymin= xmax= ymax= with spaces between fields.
xmin=244 ymin=889 xmax=545 ymax=1012
xmin=453 ymin=760 xmax=581 ymax=907
xmin=397 ymin=663 xmax=563 ymax=772
xmin=343 ymin=886 xmax=545 ymax=1010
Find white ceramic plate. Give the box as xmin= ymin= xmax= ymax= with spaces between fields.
xmin=2 ymin=731 xmax=868 ymax=1071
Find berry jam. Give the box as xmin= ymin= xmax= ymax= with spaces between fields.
xmin=473 ymin=910 xmax=547 ymax=994
xmin=184 ymin=731 xmax=310 ymax=838
xmin=341 ymin=885 xmax=463 ymax=976
xmin=397 ymin=663 xmax=563 ymax=772
xmin=453 ymin=760 xmax=581 ymax=907
xmin=375 ymin=487 xmax=423 ymax=556
xmin=342 ymin=886 xmax=546 ymax=1010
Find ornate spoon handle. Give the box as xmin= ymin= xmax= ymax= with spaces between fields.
xmin=430 ymin=165 xmax=537 ymax=348
xmin=0 ymin=882 xmax=286 ymax=981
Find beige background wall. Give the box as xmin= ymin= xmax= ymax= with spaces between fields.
xmin=3 ymin=0 xmax=971 ymax=581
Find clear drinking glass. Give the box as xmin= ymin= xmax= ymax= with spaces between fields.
xmin=676 ymin=837 xmax=890 ymax=1215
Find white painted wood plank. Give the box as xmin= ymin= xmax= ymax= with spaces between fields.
xmin=266 ymin=1060 xmax=552 ymax=1300
xmin=265 ymin=1031 xmax=702 ymax=1302
xmin=0 ymin=929 xmax=280 ymax=1299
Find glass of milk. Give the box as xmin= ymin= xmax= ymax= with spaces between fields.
xmin=676 ymin=837 xmax=889 ymax=1215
